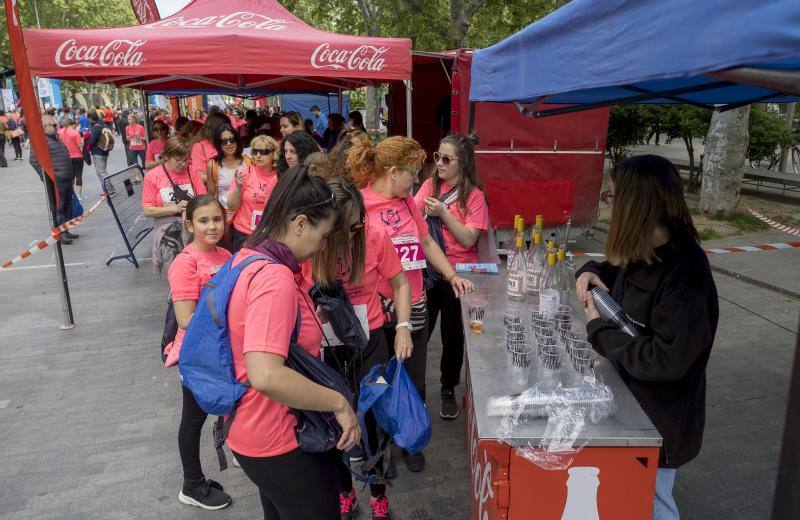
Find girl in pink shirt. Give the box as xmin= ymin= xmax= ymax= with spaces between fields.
xmin=226 ymin=166 xmax=358 ymax=520
xmin=188 ymin=112 xmax=229 ymax=185
xmin=347 ymin=136 xmax=474 ymax=473
xmin=306 ymin=177 xmax=412 ymax=518
xmin=414 ymin=134 xmax=490 ymax=420
xmin=145 ymin=120 xmax=169 ymax=169
xmin=227 ymin=134 xmax=278 ymax=252
xmin=58 ymin=118 xmax=85 ymax=199
xmin=125 ymin=114 xmax=147 ymax=169
xmin=165 ymin=195 xmax=232 ymax=511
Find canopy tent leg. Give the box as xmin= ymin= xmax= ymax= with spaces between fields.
xmin=42 ymin=175 xmax=75 ymax=330
xmin=405 ymin=79 xmax=413 ymax=138
xmin=141 ymin=88 xmax=151 ymax=142
xmin=338 ymin=89 xmax=343 ymax=114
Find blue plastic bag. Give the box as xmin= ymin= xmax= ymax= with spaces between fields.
xmin=357 ymin=358 xmax=431 ymax=456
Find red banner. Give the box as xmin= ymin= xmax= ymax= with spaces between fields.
xmin=3 ymin=0 xmax=57 ymax=206
xmin=130 ymin=0 xmax=161 ymax=24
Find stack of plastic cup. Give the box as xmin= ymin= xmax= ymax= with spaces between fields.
xmin=508 ymin=342 xmax=534 ymax=387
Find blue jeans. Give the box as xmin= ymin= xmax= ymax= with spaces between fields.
xmin=653 ymin=468 xmax=679 ymax=520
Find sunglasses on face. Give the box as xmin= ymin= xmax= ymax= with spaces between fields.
xmin=154 ymin=127 xmax=167 ymax=132
xmin=251 ymin=148 xmax=273 ymax=157
xmin=221 ymin=137 xmax=237 ymax=145
xmin=600 ymin=190 xmax=614 ymax=205
xmin=433 ymin=152 xmax=457 ymax=166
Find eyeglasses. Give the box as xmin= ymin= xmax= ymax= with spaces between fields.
xmin=251 ymin=148 xmax=274 ymax=157
xmin=600 ymin=190 xmax=614 ymax=205
xmin=292 ymin=192 xmax=336 ymax=218
xmin=433 ymin=152 xmax=457 ymax=166
xmin=172 ymin=157 xmax=189 ymax=166
xmin=221 ymin=137 xmax=237 ymax=145
xmin=154 ymin=127 xmax=167 ymax=132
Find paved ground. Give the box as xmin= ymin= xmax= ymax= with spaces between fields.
xmin=0 ymin=143 xmax=798 ymax=519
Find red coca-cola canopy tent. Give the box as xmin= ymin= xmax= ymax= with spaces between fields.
xmin=22 ymin=0 xmax=412 ymax=93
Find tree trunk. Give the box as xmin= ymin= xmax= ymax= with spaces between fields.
xmin=700 ymin=106 xmax=750 ymax=214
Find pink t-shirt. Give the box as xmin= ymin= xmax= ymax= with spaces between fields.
xmin=301 ymin=225 xmax=403 ymax=331
xmin=361 ymin=185 xmax=429 ymax=303
xmin=414 ymin=179 xmax=489 ymax=266
xmin=142 ymin=165 xmax=206 ymax=208
xmin=126 ymin=124 xmax=146 ymax=151
xmin=189 ymin=139 xmax=217 ymax=180
xmin=166 ymin=243 xmax=232 ymax=357
xmin=60 ymin=126 xmax=83 ymax=159
xmin=229 ymin=166 xmax=277 ymax=234
xmin=146 ymin=139 xmax=166 ymax=163
xmin=226 ymin=248 xmax=324 ymax=458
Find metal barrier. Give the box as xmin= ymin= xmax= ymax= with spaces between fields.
xmin=102 ymin=165 xmax=152 ymax=268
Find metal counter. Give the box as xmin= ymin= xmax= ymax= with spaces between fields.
xmin=461 ymin=272 xmax=662 ymax=448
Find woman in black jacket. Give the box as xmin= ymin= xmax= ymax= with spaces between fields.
xmin=576 ymin=155 xmax=718 ymax=520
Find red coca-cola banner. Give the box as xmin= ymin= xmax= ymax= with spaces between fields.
xmin=130 ymin=0 xmax=161 ymax=24
xmin=3 ymin=0 xmax=58 ymax=206
xmin=22 ymin=0 xmax=412 ymax=92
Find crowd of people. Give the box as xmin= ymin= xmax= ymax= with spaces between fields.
xmin=140 ymin=100 xmax=492 ymax=519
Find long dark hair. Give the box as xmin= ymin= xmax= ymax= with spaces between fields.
xmin=184 ymin=194 xmax=226 ymax=239
xmin=312 ymin=176 xmax=366 ymax=287
xmin=212 ymin=124 xmax=243 ymax=163
xmin=434 ymin=133 xmax=484 ymax=215
xmin=245 ymin=165 xmax=337 ymax=247
xmin=606 ymin=155 xmax=699 ymax=267
xmin=203 ymin=111 xmax=231 ymax=142
xmin=277 ymin=131 xmax=319 ymax=176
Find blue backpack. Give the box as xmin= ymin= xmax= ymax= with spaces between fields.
xmin=178 ymin=253 xmax=272 ymax=469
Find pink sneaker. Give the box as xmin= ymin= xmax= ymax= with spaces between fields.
xmin=370 ymin=495 xmax=391 ymax=519
xmin=340 ymin=488 xmax=358 ymax=519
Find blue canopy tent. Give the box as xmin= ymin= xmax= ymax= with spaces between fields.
xmin=470 ymin=0 xmax=800 ymax=117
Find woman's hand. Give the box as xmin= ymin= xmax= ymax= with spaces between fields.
xmin=234 ymin=168 xmax=246 ymax=187
xmin=582 ymin=292 xmax=601 ymax=322
xmin=576 ymin=271 xmax=609 ymax=305
xmin=394 ymin=328 xmax=413 ymax=361
xmin=315 ymin=305 xmax=328 ymax=325
xmin=449 ymin=275 xmax=474 ymax=298
xmin=173 ymin=200 xmax=188 ymax=215
xmin=333 ymin=397 xmax=361 ymax=451
xmin=423 ymin=197 xmax=446 ymax=218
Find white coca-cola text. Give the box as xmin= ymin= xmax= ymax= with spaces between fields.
xmin=143 ymin=12 xmax=291 ymax=31
xmin=310 ymin=44 xmax=388 ymax=72
xmin=132 ymin=0 xmax=157 ymax=24
xmin=55 ymin=39 xmax=146 ymax=68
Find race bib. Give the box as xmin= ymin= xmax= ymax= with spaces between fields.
xmin=251 ymin=210 xmax=263 ymax=231
xmin=154 ymin=153 xmax=161 ymax=161
xmin=321 ymin=304 xmax=369 ymax=346
xmin=159 ymin=184 xmax=194 ymax=206
xmin=131 ymin=136 xmax=142 ymax=146
xmin=392 ymin=235 xmax=426 ymax=271
xmin=209 ymin=264 xmax=222 ymax=275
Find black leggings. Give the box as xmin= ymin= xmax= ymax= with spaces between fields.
xmin=233 ymin=448 xmax=339 ymax=520
xmin=178 ymin=385 xmax=209 ymax=484
xmin=71 ymin=158 xmax=84 ymax=187
xmin=326 ymin=329 xmax=389 ymax=497
xmin=11 ymin=137 xmax=22 ymax=159
xmin=426 ymin=279 xmax=465 ymax=390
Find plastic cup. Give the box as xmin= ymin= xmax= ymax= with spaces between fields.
xmin=468 ymin=300 xmax=487 ymax=334
xmin=508 ymin=343 xmax=533 ymax=387
xmin=540 ymin=349 xmax=563 ymax=371
xmin=571 ymin=347 xmax=597 ymax=375
xmin=503 ymin=309 xmax=524 ymax=327
xmin=554 ymin=305 xmax=573 ymax=339
xmin=505 ymin=319 xmax=527 ymax=333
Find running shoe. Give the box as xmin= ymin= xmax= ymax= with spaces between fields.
xmin=370 ymin=495 xmax=391 ymax=520
xmin=403 ymin=450 xmax=425 ymax=473
xmin=340 ymin=488 xmax=358 ymax=519
xmin=348 ymin=444 xmax=365 ymax=462
xmin=440 ymin=387 xmax=459 ymax=420
xmin=178 ymin=478 xmax=231 ymax=511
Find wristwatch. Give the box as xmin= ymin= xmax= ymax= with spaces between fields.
xmin=395 ymin=322 xmax=413 ymax=331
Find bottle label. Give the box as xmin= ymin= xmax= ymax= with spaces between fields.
xmin=507 ymin=274 xmax=523 ymax=295
xmin=539 ymin=289 xmax=560 ymax=318
xmin=524 ymin=269 xmax=541 ymax=293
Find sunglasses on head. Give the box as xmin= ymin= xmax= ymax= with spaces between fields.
xmin=433 ymin=151 xmax=457 ymax=166
xmin=349 ymin=220 xmax=366 ymax=233
xmin=292 ymin=192 xmax=336 ymax=218
xmin=251 ymin=148 xmax=273 ymax=157
xmin=221 ymin=137 xmax=237 ymax=145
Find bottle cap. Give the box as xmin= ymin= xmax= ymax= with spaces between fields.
xmin=548 ymin=252 xmax=556 ymax=265
xmin=516 ymin=236 xmax=524 ymax=247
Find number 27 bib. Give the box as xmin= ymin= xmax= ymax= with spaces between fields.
xmin=392 ymin=235 xmax=426 ymax=271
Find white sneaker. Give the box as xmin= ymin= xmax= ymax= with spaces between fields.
xmin=232 ymin=455 xmax=241 ymax=468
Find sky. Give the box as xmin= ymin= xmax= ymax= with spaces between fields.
xmin=154 ymin=0 xmax=191 ymax=18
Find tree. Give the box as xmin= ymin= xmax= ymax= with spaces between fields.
xmin=662 ymin=105 xmax=712 ymax=192
xmin=699 ymin=106 xmax=750 ymax=214
xmin=606 ymin=105 xmax=649 ymax=164
xmin=747 ymin=104 xmax=795 ymax=168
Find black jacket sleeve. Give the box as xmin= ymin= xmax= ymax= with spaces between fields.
xmin=575 ymin=259 xmax=621 ymax=289
xmin=29 ymin=148 xmax=44 ymax=182
xmin=88 ymin=124 xmax=102 ymax=149
xmin=587 ymin=267 xmax=715 ymax=383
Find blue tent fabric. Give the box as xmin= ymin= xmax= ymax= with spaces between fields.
xmin=470 ymin=0 xmax=800 ymax=105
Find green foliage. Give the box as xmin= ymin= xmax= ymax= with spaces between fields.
xmin=606 ymin=105 xmax=649 ymax=164
xmin=698 ymin=228 xmax=723 ymax=241
xmin=0 ymin=0 xmax=137 ymax=69
xmin=712 ymin=211 xmax=769 ymax=233
xmin=747 ymin=105 xmax=795 ymax=166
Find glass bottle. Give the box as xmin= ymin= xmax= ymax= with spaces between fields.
xmin=507 ymin=236 xmax=526 ymax=301
xmin=538 ymin=248 xmax=559 ymax=317
xmin=525 ymin=231 xmax=545 ymax=296
xmin=555 ymin=248 xmax=572 ymax=306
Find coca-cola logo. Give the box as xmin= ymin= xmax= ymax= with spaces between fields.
xmin=143 ymin=12 xmax=291 ymax=31
xmin=132 ymin=0 xmax=157 ymax=24
xmin=55 ymin=39 xmax=146 ymax=68
xmin=310 ymin=44 xmax=389 ymax=72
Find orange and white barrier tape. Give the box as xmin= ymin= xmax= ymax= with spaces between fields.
xmin=569 ymin=241 xmax=800 ymax=259
xmin=0 ymin=195 xmax=107 ymax=270
xmin=746 ymin=207 xmax=800 ymax=238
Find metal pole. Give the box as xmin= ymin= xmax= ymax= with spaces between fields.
xmin=141 ymin=88 xmax=151 ymax=141
xmin=778 ymin=103 xmax=796 ymax=172
xmin=41 ymin=172 xmax=75 ymax=329
xmin=405 ymin=79 xmax=413 ymax=138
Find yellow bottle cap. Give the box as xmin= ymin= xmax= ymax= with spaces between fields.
xmin=516 ymin=236 xmax=525 ymax=247
xmin=557 ymin=249 xmax=566 ymax=261
xmin=548 ymin=252 xmax=556 ymax=265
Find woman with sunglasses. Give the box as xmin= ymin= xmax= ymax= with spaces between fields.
xmin=189 ymin=112 xmax=230 ymax=185
xmin=347 ymin=136 xmax=474 ymax=473
xmin=277 ymin=131 xmax=319 ymax=177
xmin=227 ymin=135 xmax=279 ymax=252
xmin=228 ymin=166 xmax=359 ymax=520
xmin=142 ymin=137 xmax=206 ymax=274
xmin=145 ymin=121 xmax=170 ymax=169
xmin=304 ymin=176 xmax=411 ymax=520
xmin=206 ymin=124 xmax=251 ymax=210
xmin=414 ymin=134 xmax=489 ymax=420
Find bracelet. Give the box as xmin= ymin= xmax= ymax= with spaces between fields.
xmin=395 ymin=321 xmax=413 ymax=331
